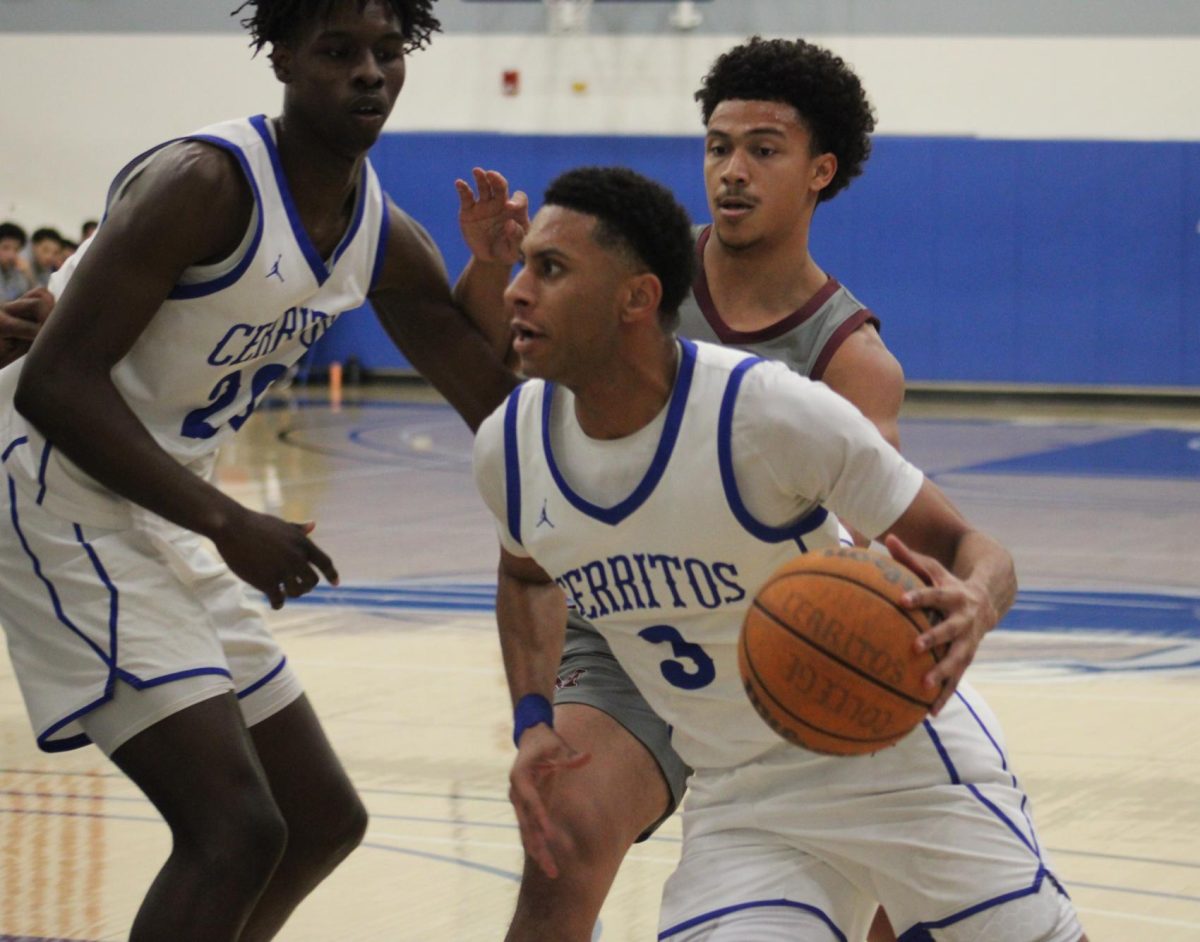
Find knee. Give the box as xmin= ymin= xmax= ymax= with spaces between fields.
xmin=286 ymin=784 xmax=369 ymax=873
xmin=185 ymin=791 xmax=289 ymax=886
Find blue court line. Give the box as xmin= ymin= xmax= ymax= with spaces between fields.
xmin=289 ymin=583 xmax=1200 ymax=636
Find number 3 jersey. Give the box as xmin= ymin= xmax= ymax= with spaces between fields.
xmin=0 ymin=115 xmax=388 ymax=529
xmin=474 ymin=338 xmax=924 ymax=769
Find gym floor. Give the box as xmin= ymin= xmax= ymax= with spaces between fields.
xmin=2 ymin=381 xmax=1198 ymax=941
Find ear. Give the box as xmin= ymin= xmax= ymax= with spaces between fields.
xmin=269 ymin=44 xmax=293 ymax=83
xmin=811 ymin=152 xmax=837 ymax=195
xmin=619 ymin=271 xmax=664 ymax=326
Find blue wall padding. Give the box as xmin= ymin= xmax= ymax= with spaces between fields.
xmin=308 ymin=132 xmax=1198 ymax=389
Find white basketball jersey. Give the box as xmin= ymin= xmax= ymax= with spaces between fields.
xmin=0 ymin=115 xmax=388 ymax=528
xmin=500 ymin=339 xmax=897 ymax=769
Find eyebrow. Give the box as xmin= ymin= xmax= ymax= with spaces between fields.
xmin=313 ymin=28 xmax=405 ymax=41
xmin=706 ymin=126 xmax=788 ymax=139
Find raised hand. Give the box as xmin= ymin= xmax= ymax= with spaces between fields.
xmin=455 ymin=167 xmax=529 ymax=267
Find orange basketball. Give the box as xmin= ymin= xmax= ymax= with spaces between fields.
xmin=739 ymin=547 xmax=940 ymax=756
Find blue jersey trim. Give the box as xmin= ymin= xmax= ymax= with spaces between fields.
xmin=503 ymin=386 xmax=524 ymax=545
xmin=368 ymin=193 xmax=391 ymax=294
xmin=251 ymin=114 xmax=328 ymax=285
xmin=238 ymin=655 xmax=287 ymax=699
xmin=35 ymin=439 xmax=52 ymax=505
xmin=658 ymin=898 xmax=847 ymax=940
xmin=1 ymin=435 xmax=27 ymax=463
xmin=7 ymin=477 xmax=112 ymax=666
xmin=165 ymin=133 xmax=266 ymax=300
xmin=897 ymin=868 xmax=1054 ymax=939
xmin=74 ymin=522 xmax=120 ymax=668
xmin=717 ymin=355 xmax=829 ymax=543
xmin=542 ymin=337 xmax=696 ymax=527
xmin=331 ymin=163 xmax=370 ymax=269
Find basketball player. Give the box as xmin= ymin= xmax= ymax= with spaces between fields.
xmin=0 ymin=286 xmax=52 ymax=369
xmin=0 ymin=2 xmax=517 ymax=940
xmin=456 ymin=38 xmax=916 ymax=942
xmin=473 ymin=165 xmax=1088 ymax=942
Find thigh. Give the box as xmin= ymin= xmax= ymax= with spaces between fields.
xmin=557 ymin=613 xmax=689 ymax=837
xmin=247 ymin=693 xmax=359 ymax=827
xmin=110 ymin=691 xmax=275 ymax=827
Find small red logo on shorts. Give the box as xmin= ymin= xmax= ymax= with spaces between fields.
xmin=555 ymin=668 xmax=587 ymax=689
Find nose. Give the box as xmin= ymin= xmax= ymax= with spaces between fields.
xmin=353 ymin=50 xmax=385 ymax=89
xmin=720 ymin=148 xmax=749 ymax=187
xmin=504 ymin=264 xmax=534 ymax=312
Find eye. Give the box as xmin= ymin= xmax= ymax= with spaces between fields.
xmin=375 ymin=45 xmax=402 ymax=64
xmin=706 ymin=142 xmax=727 ymax=156
xmin=756 ymin=145 xmax=776 ymax=157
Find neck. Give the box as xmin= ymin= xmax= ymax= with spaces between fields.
xmin=704 ymin=214 xmax=828 ymax=316
xmin=272 ymin=114 xmax=364 ymax=209
xmin=571 ymin=332 xmax=679 ymax=440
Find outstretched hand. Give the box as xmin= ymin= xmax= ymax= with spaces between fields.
xmin=456 ymin=168 xmax=529 ymax=267
xmin=509 ymin=723 xmax=591 ymax=879
xmin=885 ymin=533 xmax=999 ymax=715
xmin=0 ymin=287 xmax=54 ymax=368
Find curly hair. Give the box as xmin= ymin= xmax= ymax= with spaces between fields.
xmin=544 ymin=167 xmax=695 ymax=329
xmin=695 ymin=36 xmax=875 ymax=202
xmin=232 ymin=0 xmax=440 ymax=54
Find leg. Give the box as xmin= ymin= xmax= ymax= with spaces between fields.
xmin=506 ymin=703 xmax=670 ymax=942
xmin=867 ymin=907 xmax=897 ymax=941
xmin=238 ymin=693 xmax=368 ymax=942
xmin=107 ymin=692 xmax=289 ymax=942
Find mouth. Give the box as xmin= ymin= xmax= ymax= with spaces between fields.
xmin=511 ymin=320 xmax=545 ymax=354
xmin=349 ymin=97 xmax=388 ymax=122
xmin=715 ymin=194 xmax=755 ymax=218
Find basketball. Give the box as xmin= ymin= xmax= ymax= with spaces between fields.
xmin=739 ymin=547 xmax=940 ymax=756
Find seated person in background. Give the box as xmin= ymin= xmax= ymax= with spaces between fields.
xmin=26 ymin=227 xmax=64 ymax=287
xmin=0 ymin=222 xmax=34 ymax=302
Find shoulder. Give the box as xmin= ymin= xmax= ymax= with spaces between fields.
xmin=472 ymin=386 xmax=527 ymax=485
xmin=821 ymin=320 xmax=904 ymax=442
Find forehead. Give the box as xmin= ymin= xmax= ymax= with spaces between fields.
xmin=706 ymin=99 xmax=808 ymax=137
xmin=524 ymin=205 xmax=598 ymax=252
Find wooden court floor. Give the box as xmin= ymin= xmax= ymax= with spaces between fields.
xmin=2 ymin=382 xmax=1198 ymax=941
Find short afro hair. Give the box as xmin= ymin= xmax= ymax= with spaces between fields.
xmin=695 ymin=36 xmax=875 ymax=202
xmin=233 ymin=0 xmax=440 ymax=55
xmin=544 ymin=167 xmax=695 ymax=329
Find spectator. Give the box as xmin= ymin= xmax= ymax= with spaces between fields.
xmin=0 ymin=222 xmax=34 ymax=303
xmin=81 ymin=219 xmax=99 ymax=242
xmin=27 ymin=228 xmax=64 ymax=288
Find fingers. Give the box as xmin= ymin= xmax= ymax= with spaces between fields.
xmin=884 ymin=533 xmax=934 ymax=586
xmin=0 ymin=312 xmax=39 ymax=343
xmin=454 ymin=178 xmax=475 ymax=211
xmin=509 ymin=774 xmax=559 ymax=879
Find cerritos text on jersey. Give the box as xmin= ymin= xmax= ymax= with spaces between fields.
xmin=206 ymin=306 xmax=340 ymax=366
xmin=553 ymin=553 xmax=747 ymax=619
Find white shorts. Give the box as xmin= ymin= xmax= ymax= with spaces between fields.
xmin=659 ymin=683 xmax=1084 ymax=942
xmin=0 ymin=471 xmax=302 ymax=755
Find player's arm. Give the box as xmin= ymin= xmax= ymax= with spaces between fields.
xmin=14 ymin=143 xmax=336 ymax=608
xmin=0 ymin=287 xmax=53 ymax=369
xmin=883 ymin=481 xmax=1017 ymax=714
xmin=496 ymin=547 xmax=590 ymax=879
xmin=451 ymin=168 xmax=527 ymax=365
xmin=820 ymin=325 xmax=904 ymax=547
xmin=368 ymin=196 xmax=518 ymax=431
xmin=821 ymin=323 xmax=904 ymax=450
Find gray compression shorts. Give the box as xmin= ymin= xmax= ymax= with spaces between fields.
xmin=555 ymin=611 xmax=692 ymax=841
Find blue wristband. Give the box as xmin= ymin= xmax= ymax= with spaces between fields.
xmin=513 ymin=693 xmax=554 ymax=747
